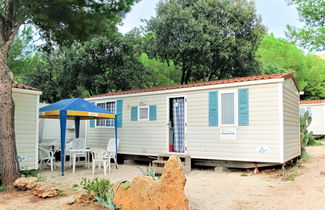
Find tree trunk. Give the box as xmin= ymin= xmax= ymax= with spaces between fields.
xmin=0 ymin=28 xmax=20 ymax=185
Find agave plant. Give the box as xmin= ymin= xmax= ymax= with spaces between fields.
xmin=138 ymin=163 xmax=156 ymax=178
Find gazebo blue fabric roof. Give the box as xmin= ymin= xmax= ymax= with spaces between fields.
xmin=39 ymin=97 xmax=117 ymax=176
xmin=39 ymin=98 xmax=114 ymax=120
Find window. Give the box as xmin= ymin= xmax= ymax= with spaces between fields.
xmin=138 ymin=106 xmax=149 ymax=120
xmin=299 ymin=108 xmax=305 ymax=116
xmin=219 ymin=90 xmax=237 ymax=126
xmin=96 ymin=101 xmax=116 ymax=127
xmin=300 ymin=107 xmax=312 ymax=116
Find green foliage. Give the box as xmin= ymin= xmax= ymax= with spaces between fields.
xmin=257 ymin=34 xmax=306 ymax=87
xmin=240 ymin=173 xmax=248 ymax=177
xmin=1 ymin=0 xmax=137 ymax=49
xmin=0 ymin=185 xmax=7 ymax=192
xmin=286 ymin=0 xmax=325 ymax=50
xmin=122 ymin=181 xmax=130 ymax=190
xmin=139 ymin=53 xmax=181 ymax=86
xmin=80 ymin=178 xmax=113 ymax=200
xmin=138 ymin=164 xmax=156 ymax=178
xmin=145 ymin=0 xmax=266 ymax=84
xmin=24 ymin=34 xmax=152 ymax=102
xmin=300 ymin=111 xmax=315 ymax=149
xmin=96 ymin=192 xmax=122 ymax=210
xmin=300 ymin=55 xmax=325 ymax=100
xmin=21 ymin=170 xmax=38 ymax=177
xmin=8 ymin=26 xmax=41 ymax=83
xmin=257 ymin=34 xmax=325 ymax=100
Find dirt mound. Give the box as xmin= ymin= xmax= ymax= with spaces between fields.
xmin=114 ymin=155 xmax=189 ymax=210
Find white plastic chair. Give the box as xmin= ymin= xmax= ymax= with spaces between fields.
xmin=104 ymin=138 xmax=120 ymax=173
xmin=71 ymin=138 xmax=88 ymax=173
xmin=90 ymin=149 xmax=109 ymax=177
xmin=38 ymin=146 xmax=56 ymax=171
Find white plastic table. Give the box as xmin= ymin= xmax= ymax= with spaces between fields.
xmin=70 ymin=148 xmax=92 ymax=174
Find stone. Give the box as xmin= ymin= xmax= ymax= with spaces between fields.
xmin=320 ymin=171 xmax=325 ymax=176
xmin=32 ymin=183 xmax=58 ymax=198
xmin=114 ymin=155 xmax=189 ymax=210
xmin=74 ymin=189 xmax=95 ymax=203
xmin=13 ymin=177 xmax=38 ymax=190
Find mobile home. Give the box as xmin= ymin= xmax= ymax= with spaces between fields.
xmin=300 ymin=100 xmax=325 ymax=136
xmin=85 ymin=73 xmax=300 ymax=165
xmin=12 ymin=83 xmax=42 ymax=170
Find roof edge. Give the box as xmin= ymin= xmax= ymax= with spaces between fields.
xmin=87 ymin=72 xmax=298 ymax=99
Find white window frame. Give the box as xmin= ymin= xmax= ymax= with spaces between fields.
xmin=218 ymin=89 xmax=238 ymax=126
xmin=95 ymin=100 xmax=116 ymax=128
xmin=138 ymin=106 xmax=149 ymax=121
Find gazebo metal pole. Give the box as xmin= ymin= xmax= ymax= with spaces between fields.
xmin=115 ymin=116 xmax=118 ymax=163
xmin=74 ymin=116 xmax=80 ymax=138
xmin=60 ymin=110 xmax=67 ymax=176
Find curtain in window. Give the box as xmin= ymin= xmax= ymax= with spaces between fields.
xmin=96 ymin=103 xmax=106 ymax=126
xmin=173 ymin=98 xmax=184 ymax=152
xmin=106 ymin=102 xmax=115 ymax=126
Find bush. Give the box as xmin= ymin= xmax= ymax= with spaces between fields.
xmin=80 ymin=178 xmax=112 ymax=200
xmin=0 ymin=185 xmax=6 ymax=192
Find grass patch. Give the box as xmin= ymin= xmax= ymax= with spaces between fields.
xmin=21 ymin=170 xmax=39 ymax=177
xmin=240 ymin=173 xmax=248 ymax=177
xmin=286 ymin=174 xmax=295 ymax=181
xmin=0 ymin=185 xmax=7 ymax=192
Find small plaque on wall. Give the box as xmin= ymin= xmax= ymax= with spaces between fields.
xmin=219 ymin=128 xmax=237 ymax=140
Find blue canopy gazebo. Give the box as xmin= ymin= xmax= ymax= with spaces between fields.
xmin=39 ymin=98 xmax=117 ymax=176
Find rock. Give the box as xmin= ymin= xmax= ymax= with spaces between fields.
xmin=62 ymin=196 xmax=75 ymax=205
xmin=32 ymin=183 xmax=58 ymax=198
xmin=13 ymin=177 xmax=38 ymax=190
xmin=74 ymin=189 xmax=95 ymax=203
xmin=320 ymin=171 xmax=325 ymax=176
xmin=114 ymin=155 xmax=189 ymax=210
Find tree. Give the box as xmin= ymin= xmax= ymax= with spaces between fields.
xmin=144 ymin=0 xmax=265 ymax=84
xmin=256 ymin=34 xmax=306 ymax=89
xmin=257 ymin=34 xmax=325 ymax=99
xmin=25 ymin=35 xmax=153 ymax=103
xmin=8 ymin=25 xmax=41 ymax=82
xmin=286 ymin=0 xmax=325 ymax=51
xmin=0 ymin=0 xmax=136 ymax=186
xmin=301 ymin=54 xmax=325 ymax=100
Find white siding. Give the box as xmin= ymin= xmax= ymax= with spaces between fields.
xmin=13 ymin=91 xmax=39 ymax=170
xmin=86 ymin=82 xmax=283 ymax=163
xmin=300 ymin=104 xmax=325 ymax=135
xmin=283 ymin=79 xmax=300 ymax=162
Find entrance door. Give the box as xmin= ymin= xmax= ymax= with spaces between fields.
xmin=168 ymin=97 xmax=185 ymax=153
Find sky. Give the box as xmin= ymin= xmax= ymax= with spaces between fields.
xmin=118 ymin=0 xmax=303 ymax=39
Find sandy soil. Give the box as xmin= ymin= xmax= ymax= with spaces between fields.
xmin=0 ymin=146 xmax=324 ymax=210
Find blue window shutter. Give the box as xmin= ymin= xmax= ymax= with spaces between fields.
xmin=131 ymin=106 xmax=138 ymax=121
xmin=209 ymin=91 xmax=218 ymax=126
xmin=149 ymin=105 xmax=157 ymax=121
xmin=90 ymin=102 xmax=95 ymax=128
xmin=116 ymin=100 xmax=123 ymax=128
xmin=238 ymin=88 xmax=249 ymax=126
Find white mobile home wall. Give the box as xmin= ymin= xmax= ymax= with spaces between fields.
xmin=299 ymin=103 xmax=325 ymax=135
xmin=12 ymin=88 xmax=42 ymax=170
xmin=85 ymin=77 xmax=300 ymax=164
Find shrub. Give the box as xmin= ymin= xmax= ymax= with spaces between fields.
xmin=0 ymin=185 xmax=6 ymax=192
xmin=80 ymin=178 xmax=112 ymax=200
